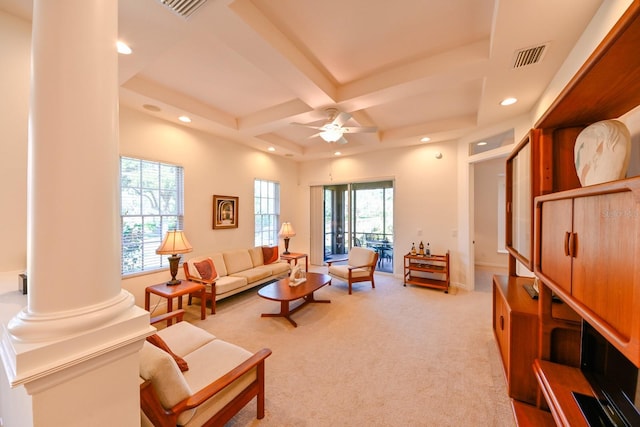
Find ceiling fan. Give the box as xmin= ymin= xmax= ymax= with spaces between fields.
xmin=292 ymin=108 xmax=377 ymax=144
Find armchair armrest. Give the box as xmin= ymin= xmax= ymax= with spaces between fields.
xmin=177 ymin=348 xmax=272 ymax=411
xmin=347 ymin=262 xmax=375 ymax=270
xmin=326 ymin=258 xmax=348 ymax=267
xmin=188 ymin=276 xmax=217 ymax=286
xmin=150 ymin=309 xmax=185 ymax=326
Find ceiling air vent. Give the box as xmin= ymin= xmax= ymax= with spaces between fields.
xmin=158 ymin=0 xmax=208 ymax=19
xmin=512 ymin=44 xmax=548 ymax=69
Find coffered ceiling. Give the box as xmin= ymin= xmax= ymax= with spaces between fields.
xmin=0 ymin=0 xmax=604 ymax=160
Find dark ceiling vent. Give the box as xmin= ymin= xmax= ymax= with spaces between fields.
xmin=512 ymin=44 xmax=548 ymax=69
xmin=158 ymin=0 xmax=208 ymax=19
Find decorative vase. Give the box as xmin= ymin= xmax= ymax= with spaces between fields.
xmin=574 ymin=119 xmax=631 ymax=186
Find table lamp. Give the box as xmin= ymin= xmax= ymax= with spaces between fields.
xmin=156 ymin=230 xmax=193 ymax=285
xmin=279 ymin=222 xmax=296 ymax=255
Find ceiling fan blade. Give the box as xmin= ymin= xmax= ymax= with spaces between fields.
xmin=342 ymin=126 xmax=378 ymax=134
xmin=290 ymin=122 xmax=324 ymax=130
xmin=332 ymin=111 xmax=351 ymax=127
xmin=337 ymin=136 xmax=349 ymax=144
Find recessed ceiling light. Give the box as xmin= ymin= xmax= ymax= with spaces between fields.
xmin=421 ymin=137 xmax=431 ymax=142
xmin=116 ymin=41 xmax=132 ymax=55
xmin=178 ymin=115 xmax=192 ymax=123
xmin=334 ymin=151 xmax=342 ymax=156
xmin=477 ymin=141 xmax=488 ymax=146
xmin=500 ymin=97 xmax=517 ymax=106
xmin=267 ymin=147 xmax=275 ymax=152
xmin=143 ymin=104 xmax=161 ymax=112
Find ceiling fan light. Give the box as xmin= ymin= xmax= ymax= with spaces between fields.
xmin=319 ymin=128 xmax=344 ymax=142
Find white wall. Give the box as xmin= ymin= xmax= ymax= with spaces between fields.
xmin=0 ymin=10 xmax=30 ymax=271
xmin=474 ymin=157 xmax=508 ymax=268
xmin=296 ymin=142 xmax=461 ymax=285
xmin=119 ymin=108 xmax=299 ymax=307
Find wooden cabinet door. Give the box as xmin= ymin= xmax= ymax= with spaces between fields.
xmin=493 ymin=285 xmax=509 ymax=367
xmin=572 ymin=191 xmax=638 ymax=341
xmin=539 ymin=198 xmax=573 ymax=294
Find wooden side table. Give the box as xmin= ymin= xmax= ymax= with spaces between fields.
xmin=280 ymin=252 xmax=308 ymax=272
xmin=145 ymin=280 xmax=206 ymax=326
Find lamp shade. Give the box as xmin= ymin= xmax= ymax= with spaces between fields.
xmin=156 ymin=230 xmax=193 ymax=255
xmin=279 ymin=222 xmax=296 ymax=238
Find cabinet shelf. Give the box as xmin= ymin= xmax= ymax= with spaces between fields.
xmin=403 ymin=252 xmax=449 ymax=293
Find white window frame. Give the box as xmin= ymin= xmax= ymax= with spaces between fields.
xmin=254 ymin=179 xmax=280 ymax=247
xmin=120 ymin=157 xmax=184 ymax=275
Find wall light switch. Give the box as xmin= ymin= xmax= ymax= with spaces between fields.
xmin=451 ymin=229 xmax=457 ymax=237
xmin=417 ymin=228 xmax=422 ymax=236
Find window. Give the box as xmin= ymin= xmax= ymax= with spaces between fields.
xmin=254 ymin=179 xmax=280 ymax=246
xmin=120 ymin=157 xmax=184 ymax=275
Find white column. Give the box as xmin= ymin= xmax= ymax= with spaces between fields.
xmin=0 ymin=1 xmax=153 ymax=425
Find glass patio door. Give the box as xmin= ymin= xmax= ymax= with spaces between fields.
xmin=323 ymin=180 xmax=394 ymax=271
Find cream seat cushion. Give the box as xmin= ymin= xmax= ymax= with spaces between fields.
xmin=230 ymin=265 xmax=272 ymax=283
xmin=181 ymin=340 xmax=257 ymax=426
xmin=215 ymin=276 xmax=248 ymax=295
xmin=270 ymin=262 xmax=291 ymax=275
xmin=328 ymin=247 xmax=375 ymax=279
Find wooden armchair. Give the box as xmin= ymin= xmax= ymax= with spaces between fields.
xmin=140 ymin=311 xmax=272 ymax=426
xmin=326 ymin=247 xmax=379 ymax=294
xmin=183 ymin=257 xmax=217 ymax=314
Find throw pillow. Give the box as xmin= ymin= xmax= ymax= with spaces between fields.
xmin=146 ymin=334 xmax=189 ymax=372
xmin=194 ymin=258 xmax=216 ymax=280
xmin=262 ymin=246 xmax=279 ymax=264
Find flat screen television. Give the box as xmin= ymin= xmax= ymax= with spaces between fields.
xmin=573 ymin=321 xmax=640 ymax=426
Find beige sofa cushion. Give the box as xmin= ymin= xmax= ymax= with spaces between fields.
xmin=230 ymin=265 xmax=272 ymax=283
xmin=248 ymin=247 xmax=264 ymax=267
xmin=270 ymin=261 xmax=291 ymax=275
xmin=210 ymin=253 xmax=227 ymax=277
xmin=139 ymin=342 xmax=195 ymax=425
xmin=156 ymin=321 xmax=216 ymax=356
xmin=215 ymin=275 xmax=248 ymax=296
xmin=182 ymin=340 xmax=256 ymax=426
xmin=223 ymin=250 xmax=253 ymax=274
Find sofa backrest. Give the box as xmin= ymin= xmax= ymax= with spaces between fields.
xmin=223 ymin=249 xmax=254 ymax=275
xmin=249 ymin=247 xmax=264 ymax=267
xmin=210 ymin=253 xmax=227 ymax=277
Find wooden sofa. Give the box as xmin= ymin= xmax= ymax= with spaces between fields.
xmin=140 ymin=311 xmax=272 ymax=426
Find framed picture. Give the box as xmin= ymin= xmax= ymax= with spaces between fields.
xmin=213 ymin=195 xmax=239 ymax=229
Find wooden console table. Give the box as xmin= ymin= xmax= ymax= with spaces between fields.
xmin=403 ymin=252 xmax=449 ymax=292
xmin=145 ymin=280 xmax=206 ymax=326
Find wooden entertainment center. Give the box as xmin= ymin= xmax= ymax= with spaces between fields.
xmin=494 ymin=2 xmax=640 ymax=425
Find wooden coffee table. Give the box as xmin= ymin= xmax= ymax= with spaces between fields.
xmin=258 ymin=272 xmax=331 ymax=327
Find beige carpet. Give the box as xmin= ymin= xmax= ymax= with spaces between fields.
xmin=178 ymin=269 xmax=515 ymax=427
